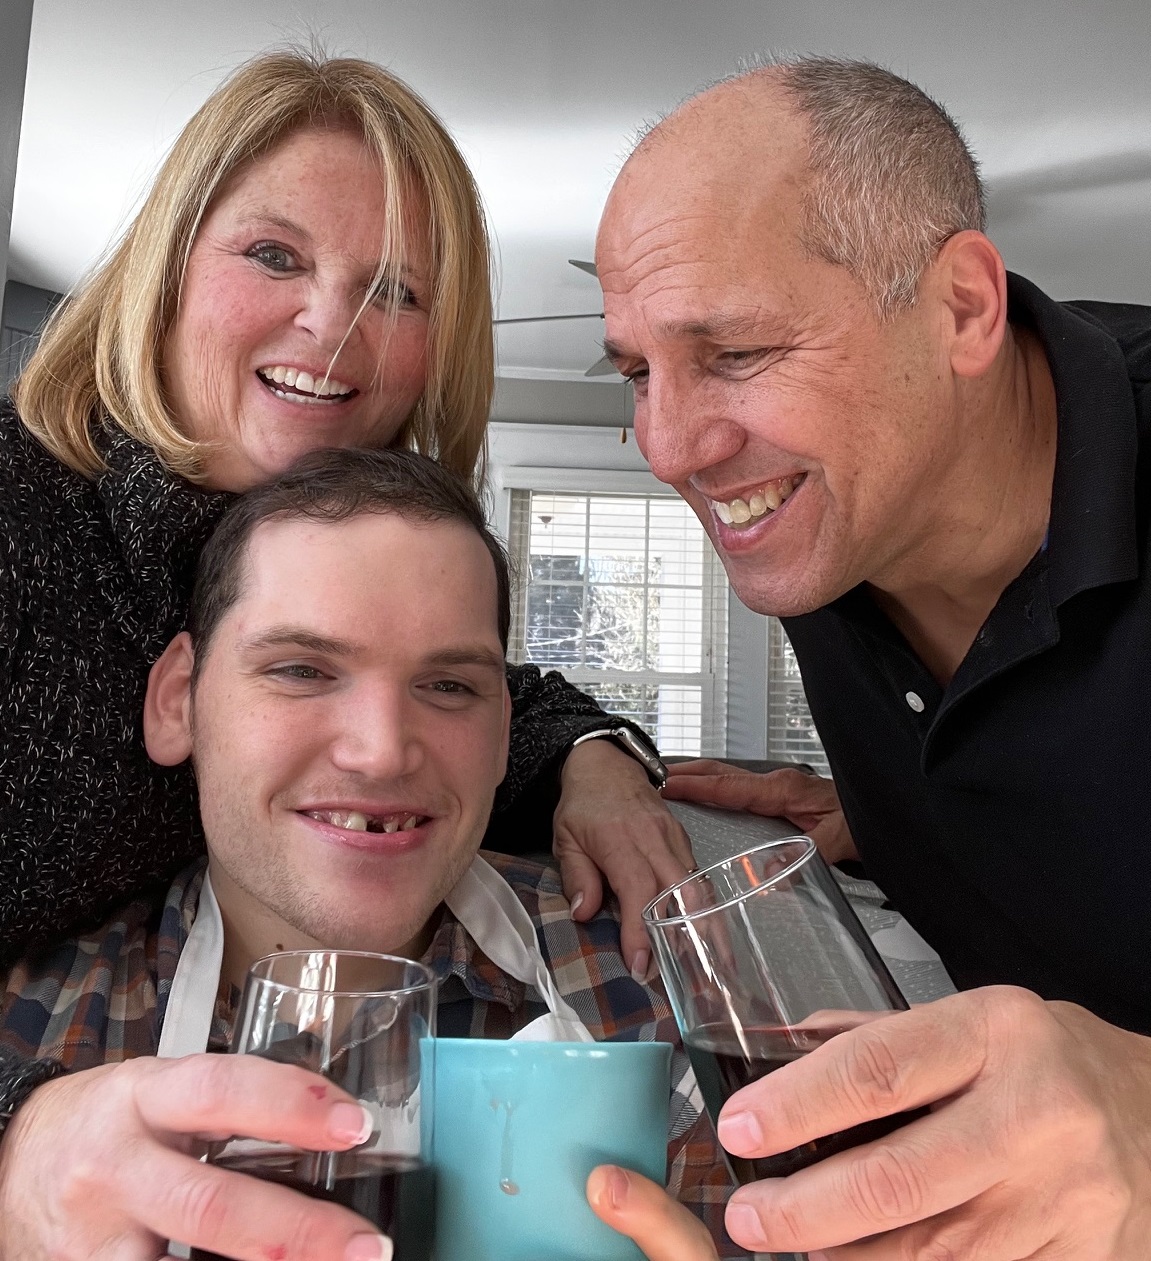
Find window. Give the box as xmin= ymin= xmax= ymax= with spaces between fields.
xmin=507 ymin=488 xmax=727 ymax=756
xmin=767 ymin=619 xmax=831 ymax=775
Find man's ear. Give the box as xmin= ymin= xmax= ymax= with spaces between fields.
xmin=144 ymin=632 xmax=196 ymax=766
xmin=934 ymin=230 xmax=1009 ymax=379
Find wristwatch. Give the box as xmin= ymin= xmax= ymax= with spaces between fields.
xmin=569 ymin=726 xmax=669 ymax=791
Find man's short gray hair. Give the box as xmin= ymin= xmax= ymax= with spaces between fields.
xmin=695 ymin=56 xmax=987 ymax=317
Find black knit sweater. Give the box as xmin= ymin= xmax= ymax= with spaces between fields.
xmin=0 ymin=398 xmax=639 ymax=1129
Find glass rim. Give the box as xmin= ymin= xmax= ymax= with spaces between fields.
xmin=641 ymin=835 xmax=816 ymax=927
xmin=246 ymin=948 xmax=438 ymax=998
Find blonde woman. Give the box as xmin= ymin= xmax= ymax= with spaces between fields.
xmin=0 ymin=50 xmax=691 ymax=1134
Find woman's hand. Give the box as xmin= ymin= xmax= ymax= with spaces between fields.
xmin=553 ymin=738 xmax=694 ymax=979
xmin=588 ymin=1165 xmax=719 ymax=1261
xmin=663 ymin=760 xmax=860 ymax=864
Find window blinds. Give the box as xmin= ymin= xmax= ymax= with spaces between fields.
xmin=507 ymin=489 xmax=728 ymax=757
xmin=766 ymin=617 xmax=831 ymax=774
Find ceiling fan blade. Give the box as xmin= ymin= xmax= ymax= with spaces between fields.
xmin=494 ymin=312 xmax=602 ymax=325
xmin=568 ymin=259 xmax=598 ymax=277
xmin=584 ymin=355 xmax=620 ymax=378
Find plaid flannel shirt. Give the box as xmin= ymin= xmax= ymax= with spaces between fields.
xmin=0 ymin=851 xmax=742 ymax=1254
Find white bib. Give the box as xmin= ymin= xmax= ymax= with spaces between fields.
xmin=157 ymin=870 xmax=225 ymax=1060
xmin=444 ymin=856 xmax=594 ymax=1043
xmin=158 ymin=856 xmax=594 ymax=1059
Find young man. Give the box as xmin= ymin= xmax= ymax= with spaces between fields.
xmin=0 ymin=449 xmax=732 ymax=1261
xmin=596 ymin=54 xmax=1151 ymax=1259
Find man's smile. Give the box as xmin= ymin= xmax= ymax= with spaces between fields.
xmin=703 ymin=473 xmax=806 ymax=530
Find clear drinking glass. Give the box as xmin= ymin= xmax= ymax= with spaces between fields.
xmin=643 ymin=838 xmax=924 ymax=1205
xmin=191 ymin=950 xmax=438 ymax=1261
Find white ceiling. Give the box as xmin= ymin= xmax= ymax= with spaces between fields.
xmin=11 ymin=0 xmax=1151 ymax=422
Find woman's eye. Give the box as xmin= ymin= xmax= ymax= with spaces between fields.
xmin=247 ymin=242 xmax=297 ymax=272
xmin=368 ymin=274 xmax=418 ymax=309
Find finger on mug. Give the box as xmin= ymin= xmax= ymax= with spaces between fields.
xmin=587 ymin=1165 xmax=719 ymax=1261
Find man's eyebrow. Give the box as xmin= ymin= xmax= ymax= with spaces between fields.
xmin=237 ymin=628 xmax=361 ymax=657
xmin=423 ymin=647 xmax=507 ymax=674
xmin=666 ymin=312 xmax=773 ymax=341
xmin=603 ymin=311 xmax=785 ymax=364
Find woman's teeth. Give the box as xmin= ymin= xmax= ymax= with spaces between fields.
xmin=258 ymin=366 xmax=355 ymax=402
xmin=307 ymin=810 xmax=426 ymax=833
xmin=711 ymin=476 xmax=802 ymax=528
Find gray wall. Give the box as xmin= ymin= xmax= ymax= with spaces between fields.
xmin=1 ymin=0 xmax=34 ymax=313
xmin=2 ymin=279 xmax=60 ymax=390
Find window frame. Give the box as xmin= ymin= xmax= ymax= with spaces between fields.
xmin=497 ymin=466 xmax=729 ymax=757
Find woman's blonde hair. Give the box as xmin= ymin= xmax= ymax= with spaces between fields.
xmin=14 ymin=50 xmax=493 ymax=484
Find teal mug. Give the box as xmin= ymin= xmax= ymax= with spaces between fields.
xmin=427 ymin=1038 xmax=672 ymax=1261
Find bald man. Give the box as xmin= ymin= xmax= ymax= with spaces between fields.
xmin=597 ymin=56 xmax=1151 ymax=1260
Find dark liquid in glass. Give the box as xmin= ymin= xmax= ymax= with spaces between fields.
xmin=686 ymin=1022 xmax=928 ymax=1183
xmin=189 ymin=1149 xmax=435 ymax=1261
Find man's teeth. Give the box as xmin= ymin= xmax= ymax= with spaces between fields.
xmin=712 ymin=477 xmax=800 ymax=527
xmin=259 ymin=367 xmax=354 ymax=400
xmin=308 ymin=810 xmax=425 ymax=833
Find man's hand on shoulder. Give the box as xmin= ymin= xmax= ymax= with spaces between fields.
xmin=717 ymin=987 xmax=1151 ymax=1258
xmin=663 ymin=760 xmax=860 ymax=864
xmin=0 ymin=1054 xmax=392 ymax=1261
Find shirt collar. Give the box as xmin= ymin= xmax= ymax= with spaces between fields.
xmin=1005 ymin=272 xmax=1139 ymax=606
xmin=423 ymin=904 xmax=526 ymax=1013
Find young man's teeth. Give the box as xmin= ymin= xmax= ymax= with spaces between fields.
xmin=713 ymin=477 xmax=799 ymax=528
xmin=311 ymin=810 xmax=426 ymax=833
xmin=322 ymin=810 xmax=369 ymax=831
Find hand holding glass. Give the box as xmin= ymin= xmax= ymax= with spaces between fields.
xmin=191 ymin=950 xmax=437 ymax=1261
xmin=643 ymin=837 xmax=925 ymax=1185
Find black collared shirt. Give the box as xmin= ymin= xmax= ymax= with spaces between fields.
xmin=782 ymin=274 xmax=1151 ymax=1034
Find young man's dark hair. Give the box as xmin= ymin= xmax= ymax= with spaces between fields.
xmin=188 ymin=447 xmax=512 ymax=674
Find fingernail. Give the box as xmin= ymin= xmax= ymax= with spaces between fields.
xmin=629 ymin=948 xmax=650 ymax=984
xmin=591 ymin=1163 xmax=629 ymax=1210
xmin=725 ymin=1202 xmax=766 ymax=1247
xmin=329 ymin=1102 xmax=374 ymax=1145
xmin=717 ymin=1109 xmax=763 ymax=1153
xmin=569 ymin=891 xmax=584 ymax=917
xmin=345 ymin=1234 xmax=393 ymax=1261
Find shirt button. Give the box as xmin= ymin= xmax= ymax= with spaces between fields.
xmin=905 ymin=691 xmax=925 ymax=712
